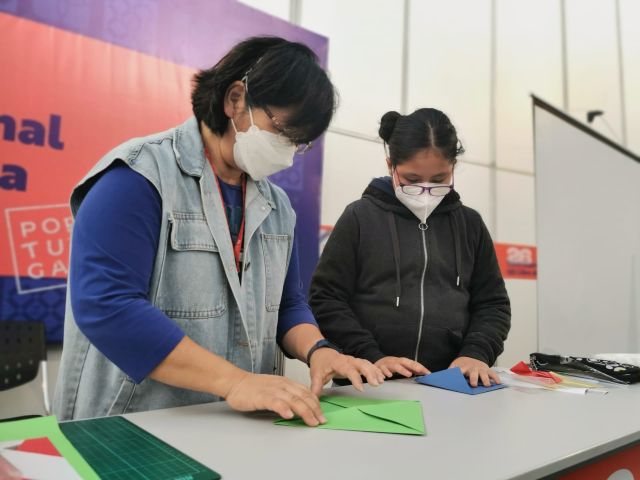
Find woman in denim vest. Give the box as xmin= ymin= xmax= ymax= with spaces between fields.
xmin=54 ymin=37 xmax=384 ymax=424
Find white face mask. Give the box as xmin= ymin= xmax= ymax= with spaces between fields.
xmin=392 ymin=170 xmax=447 ymax=224
xmin=231 ymin=108 xmax=296 ymax=181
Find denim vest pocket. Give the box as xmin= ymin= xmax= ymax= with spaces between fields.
xmin=106 ymin=376 xmax=136 ymax=416
xmin=155 ymin=212 xmax=227 ymax=317
xmin=261 ymin=233 xmax=291 ymax=312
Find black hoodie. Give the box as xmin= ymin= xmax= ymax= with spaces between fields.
xmin=309 ymin=177 xmax=511 ymax=373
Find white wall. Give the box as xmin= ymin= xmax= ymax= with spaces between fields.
xmin=408 ymin=0 xmax=492 ymax=167
xmin=620 ymin=0 xmax=640 ymax=154
xmin=496 ymin=171 xmax=538 ymax=365
xmin=495 ymin=0 xmax=564 ymax=174
xmin=300 ymin=0 xmax=405 ymax=139
xmin=240 ymin=0 xmax=639 ymax=377
xmin=319 ymin=132 xmax=388 ymax=226
xmin=565 ymin=0 xmax=624 ymax=143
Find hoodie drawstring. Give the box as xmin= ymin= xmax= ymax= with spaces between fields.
xmin=387 ymin=212 xmax=402 ymax=307
xmin=449 ymin=210 xmax=463 ymax=288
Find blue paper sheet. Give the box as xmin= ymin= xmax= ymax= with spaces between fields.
xmin=415 ymin=367 xmax=507 ymax=395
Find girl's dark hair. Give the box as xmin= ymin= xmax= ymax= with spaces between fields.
xmin=192 ymin=36 xmax=336 ymax=144
xmin=378 ymin=108 xmax=465 ymax=166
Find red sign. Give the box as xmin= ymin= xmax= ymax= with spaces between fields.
xmin=559 ymin=442 xmax=640 ymax=479
xmin=494 ymin=243 xmax=537 ymax=280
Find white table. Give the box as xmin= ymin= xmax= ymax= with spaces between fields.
xmin=124 ymin=379 xmax=640 ymax=479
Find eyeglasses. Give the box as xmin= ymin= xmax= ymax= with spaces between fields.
xmin=398 ymin=170 xmax=455 ymax=196
xmin=242 ymin=74 xmax=312 ymax=155
xmin=262 ymin=105 xmax=313 ymax=155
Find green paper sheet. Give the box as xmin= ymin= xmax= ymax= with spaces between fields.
xmin=275 ymin=395 xmax=426 ymax=435
xmin=0 ymin=415 xmax=98 ymax=479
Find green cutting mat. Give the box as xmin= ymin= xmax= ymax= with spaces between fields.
xmin=60 ymin=416 xmax=221 ymax=480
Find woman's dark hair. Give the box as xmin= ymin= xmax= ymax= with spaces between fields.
xmin=192 ymin=36 xmax=336 ymax=144
xmin=378 ymin=108 xmax=465 ymax=166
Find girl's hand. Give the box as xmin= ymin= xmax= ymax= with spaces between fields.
xmin=375 ymin=356 xmax=430 ymax=378
xmin=449 ymin=356 xmax=501 ymax=387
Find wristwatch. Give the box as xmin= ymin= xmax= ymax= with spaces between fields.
xmin=306 ymin=339 xmax=342 ymax=366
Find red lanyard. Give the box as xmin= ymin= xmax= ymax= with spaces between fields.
xmin=205 ymin=149 xmax=247 ymax=273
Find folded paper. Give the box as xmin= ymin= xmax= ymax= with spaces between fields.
xmin=415 ymin=367 xmax=507 ymax=395
xmin=275 ymin=395 xmax=426 ymax=435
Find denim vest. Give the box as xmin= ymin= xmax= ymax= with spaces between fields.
xmin=53 ymin=117 xmax=295 ymax=420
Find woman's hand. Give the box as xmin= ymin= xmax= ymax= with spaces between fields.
xmin=309 ymin=349 xmax=386 ymax=396
xmin=225 ymin=373 xmax=326 ymax=427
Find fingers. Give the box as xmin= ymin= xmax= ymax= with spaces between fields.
xmin=309 ymin=370 xmax=336 ymax=397
xmin=356 ymin=360 xmax=385 ymax=386
xmin=399 ymin=358 xmax=430 ymax=376
xmin=293 ymin=385 xmax=326 ymax=424
xmin=380 ymin=365 xmax=393 ymax=378
xmin=393 ymin=363 xmax=414 ymax=377
xmin=267 ymin=398 xmax=294 ymax=420
xmin=468 ymin=368 xmax=479 ymax=387
xmin=479 ymin=370 xmax=492 ymax=387
xmin=277 ymin=394 xmax=318 ymax=426
xmin=310 ymin=369 xmax=325 ymax=397
xmin=246 ymin=375 xmax=325 ymax=427
xmin=345 ymin=366 xmax=365 ymax=392
xmin=331 ymin=356 xmax=384 ymax=387
xmin=450 ymin=358 xmax=498 ymax=387
xmin=375 ymin=357 xmax=429 ymax=378
xmin=322 ymin=371 xmax=334 ymax=389
xmin=279 ymin=386 xmax=325 ymax=427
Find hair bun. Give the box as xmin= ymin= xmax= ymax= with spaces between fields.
xmin=378 ymin=111 xmax=402 ymax=143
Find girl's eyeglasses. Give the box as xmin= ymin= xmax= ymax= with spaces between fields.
xmin=398 ymin=171 xmax=455 ymax=197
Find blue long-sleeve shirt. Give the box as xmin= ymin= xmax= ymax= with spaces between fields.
xmin=70 ymin=163 xmax=317 ymax=383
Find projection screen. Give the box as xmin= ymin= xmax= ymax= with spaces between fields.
xmin=534 ymin=96 xmax=640 ymax=355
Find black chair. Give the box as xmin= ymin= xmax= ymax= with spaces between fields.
xmin=0 ymin=321 xmax=50 ymax=417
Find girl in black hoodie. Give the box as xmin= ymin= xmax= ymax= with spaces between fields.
xmin=310 ymin=108 xmax=510 ymax=387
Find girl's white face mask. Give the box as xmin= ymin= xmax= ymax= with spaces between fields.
xmin=392 ymin=169 xmax=450 ymax=224
xmin=231 ymin=108 xmax=296 ymax=181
